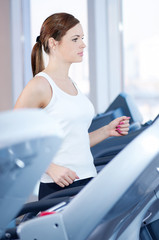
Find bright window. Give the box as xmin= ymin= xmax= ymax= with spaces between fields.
xmin=122 ymin=0 xmax=159 ymax=122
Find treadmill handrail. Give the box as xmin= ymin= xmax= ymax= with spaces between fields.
xmin=0 ymin=109 xmax=63 ymax=149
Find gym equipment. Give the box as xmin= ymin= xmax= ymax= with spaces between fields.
xmin=93 ymin=115 xmax=158 ymax=168
xmin=92 ymin=124 xmax=148 ymax=160
xmin=0 ymin=109 xmax=63 ymax=238
xmin=89 ymin=92 xmax=152 ymax=161
xmin=89 ymin=92 xmax=143 ymax=133
xmin=16 ymin=116 xmax=159 ymax=240
xmin=105 ymin=92 xmax=143 ymax=123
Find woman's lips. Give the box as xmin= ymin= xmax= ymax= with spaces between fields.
xmin=78 ymin=52 xmax=83 ymax=56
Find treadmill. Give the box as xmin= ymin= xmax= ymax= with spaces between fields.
xmin=14 ymin=117 xmax=159 ymax=240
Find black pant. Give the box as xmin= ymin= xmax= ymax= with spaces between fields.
xmin=39 ymin=177 xmax=93 ymax=200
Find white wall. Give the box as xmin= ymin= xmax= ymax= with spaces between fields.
xmin=0 ymin=0 xmax=12 ymax=110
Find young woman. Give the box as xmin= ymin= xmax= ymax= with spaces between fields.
xmin=14 ymin=13 xmax=130 ymax=199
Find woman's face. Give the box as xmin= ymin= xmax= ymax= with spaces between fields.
xmin=55 ymin=23 xmax=86 ymax=63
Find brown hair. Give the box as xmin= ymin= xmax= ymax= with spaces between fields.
xmin=31 ymin=13 xmax=80 ymax=76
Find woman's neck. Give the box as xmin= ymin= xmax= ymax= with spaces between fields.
xmin=44 ymin=58 xmax=71 ymax=81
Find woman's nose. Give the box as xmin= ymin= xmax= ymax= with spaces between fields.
xmin=81 ymin=40 xmax=86 ymax=48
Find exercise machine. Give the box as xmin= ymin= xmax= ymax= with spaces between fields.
xmin=15 ymin=117 xmax=159 ymax=240
xmin=89 ymin=92 xmax=143 ymax=133
xmin=0 ymin=109 xmax=63 ymax=238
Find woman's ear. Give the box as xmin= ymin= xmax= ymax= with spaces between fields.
xmin=48 ymin=37 xmax=57 ymax=50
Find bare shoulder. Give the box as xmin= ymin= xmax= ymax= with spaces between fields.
xmin=14 ymin=75 xmax=52 ymax=109
xmin=30 ymin=75 xmax=51 ymax=94
xmin=27 ymin=75 xmax=52 ymax=107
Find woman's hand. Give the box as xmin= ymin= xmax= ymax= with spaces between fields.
xmin=89 ymin=116 xmax=130 ymax=147
xmin=46 ymin=163 xmax=79 ymax=187
xmin=107 ymin=116 xmax=130 ymax=137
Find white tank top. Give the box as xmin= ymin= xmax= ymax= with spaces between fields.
xmin=37 ymin=72 xmax=97 ymax=183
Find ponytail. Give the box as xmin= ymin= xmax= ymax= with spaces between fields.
xmin=31 ymin=41 xmax=45 ymax=77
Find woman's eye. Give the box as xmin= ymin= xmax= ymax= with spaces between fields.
xmin=72 ymin=38 xmax=78 ymax=42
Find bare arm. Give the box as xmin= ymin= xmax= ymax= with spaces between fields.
xmin=89 ymin=116 xmax=130 ymax=148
